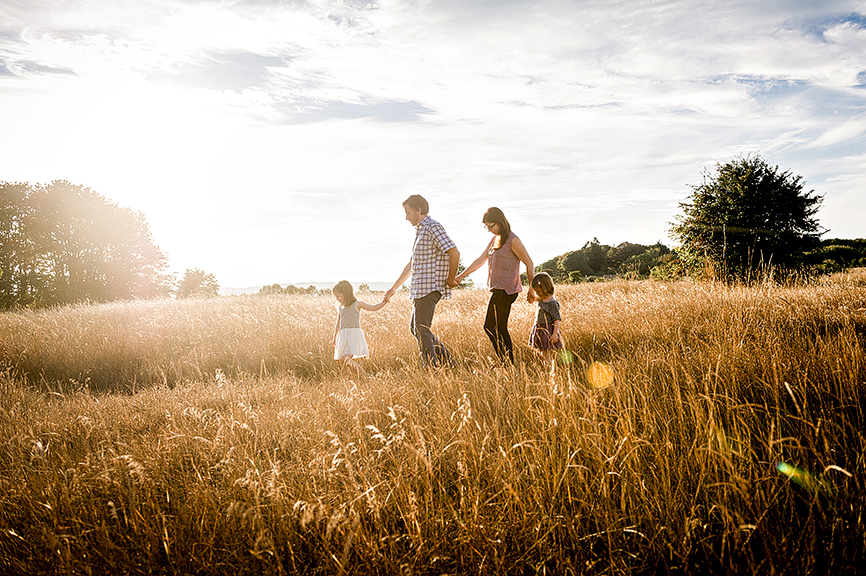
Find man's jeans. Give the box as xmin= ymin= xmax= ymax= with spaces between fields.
xmin=410 ymin=291 xmax=455 ymax=367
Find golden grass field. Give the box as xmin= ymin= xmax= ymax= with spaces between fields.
xmin=1 ymin=272 xmax=865 ymax=575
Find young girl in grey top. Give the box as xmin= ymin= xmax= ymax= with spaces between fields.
xmin=528 ymin=272 xmax=563 ymax=377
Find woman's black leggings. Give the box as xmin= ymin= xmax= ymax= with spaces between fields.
xmin=484 ymin=289 xmax=519 ymax=363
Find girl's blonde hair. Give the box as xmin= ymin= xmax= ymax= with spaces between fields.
xmin=531 ymin=272 xmax=555 ymax=297
xmin=332 ymin=280 xmax=357 ymax=306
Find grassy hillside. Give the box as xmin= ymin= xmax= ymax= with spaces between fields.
xmin=2 ymin=272 xmax=865 ymax=574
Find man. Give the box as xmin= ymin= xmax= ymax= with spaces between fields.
xmin=385 ymin=195 xmax=460 ymax=367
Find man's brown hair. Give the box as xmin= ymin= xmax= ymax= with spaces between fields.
xmin=402 ymin=194 xmax=429 ymax=214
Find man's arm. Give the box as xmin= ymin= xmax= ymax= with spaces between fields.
xmin=446 ymin=246 xmax=460 ymax=288
xmin=385 ymin=261 xmax=412 ymax=299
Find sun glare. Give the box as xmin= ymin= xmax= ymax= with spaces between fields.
xmin=586 ymin=360 xmax=614 ymax=389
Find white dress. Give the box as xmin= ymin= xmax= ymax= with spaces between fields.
xmin=334 ymin=302 xmax=369 ymax=360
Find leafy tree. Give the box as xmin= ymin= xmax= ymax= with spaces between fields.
xmin=176 ymin=268 xmax=220 ymax=298
xmin=0 ymin=182 xmax=36 ymax=307
xmin=801 ymin=239 xmax=866 ymax=271
xmin=582 ymin=238 xmax=611 ymax=275
xmin=456 ymin=260 xmax=475 ymax=289
xmin=0 ymin=180 xmax=169 ymax=308
xmin=650 ymin=251 xmax=687 ymax=281
xmin=671 ymin=154 xmax=824 ymax=277
xmin=536 ymin=255 xmax=563 ymax=280
xmin=259 ymin=283 xmax=285 ymax=295
xmin=560 ymin=250 xmax=590 ymax=277
xmin=607 ymin=242 xmax=650 ymax=269
xmin=619 ymin=243 xmax=670 ymax=277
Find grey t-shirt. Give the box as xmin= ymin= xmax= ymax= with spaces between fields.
xmin=535 ymin=298 xmax=561 ymax=325
xmin=339 ymin=302 xmax=361 ymax=330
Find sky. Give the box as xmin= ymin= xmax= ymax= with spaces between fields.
xmin=1 ymin=0 xmax=865 ymax=290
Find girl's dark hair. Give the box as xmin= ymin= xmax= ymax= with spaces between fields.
xmin=531 ymin=272 xmax=554 ymax=296
xmin=483 ymin=207 xmax=511 ymax=249
xmin=332 ymin=280 xmax=357 ymax=306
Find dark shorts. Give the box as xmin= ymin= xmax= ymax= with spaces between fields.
xmin=529 ymin=323 xmax=563 ymax=351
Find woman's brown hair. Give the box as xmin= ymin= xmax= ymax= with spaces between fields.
xmin=483 ymin=207 xmax=511 ymax=249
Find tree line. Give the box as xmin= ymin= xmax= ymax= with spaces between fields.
xmin=3 ymin=154 xmax=864 ymax=309
xmin=0 ymin=181 xmax=218 ymax=309
xmin=532 ymin=235 xmax=863 ymax=285
xmin=259 ymin=283 xmax=325 ymax=296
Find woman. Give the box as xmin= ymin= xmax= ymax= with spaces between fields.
xmin=453 ymin=207 xmax=535 ymax=364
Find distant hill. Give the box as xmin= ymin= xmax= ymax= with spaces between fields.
xmin=534 ymin=238 xmax=673 ymax=282
xmin=533 ymin=237 xmax=866 ymax=282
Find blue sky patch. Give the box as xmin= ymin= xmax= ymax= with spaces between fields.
xmin=806 ymin=12 xmax=866 ymax=40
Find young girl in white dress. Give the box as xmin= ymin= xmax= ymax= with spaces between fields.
xmin=332 ymin=280 xmax=390 ymax=378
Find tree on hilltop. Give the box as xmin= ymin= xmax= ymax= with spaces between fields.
xmin=671 ymin=153 xmax=824 ymax=277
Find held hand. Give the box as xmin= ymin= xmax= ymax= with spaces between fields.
xmin=447 ymin=277 xmax=460 ymax=288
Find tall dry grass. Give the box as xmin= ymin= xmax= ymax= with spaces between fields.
xmin=1 ymin=277 xmax=865 ymax=575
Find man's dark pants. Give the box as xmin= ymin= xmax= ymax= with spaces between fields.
xmin=410 ymin=291 xmax=455 ymax=367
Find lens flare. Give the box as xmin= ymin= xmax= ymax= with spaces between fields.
xmin=586 ymin=361 xmax=614 ymax=389
xmin=558 ymin=350 xmax=574 ymax=365
xmin=776 ymin=462 xmax=828 ymax=494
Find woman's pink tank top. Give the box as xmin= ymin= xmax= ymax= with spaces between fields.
xmin=488 ymin=232 xmax=523 ymax=294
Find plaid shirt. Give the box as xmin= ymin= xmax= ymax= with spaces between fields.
xmin=410 ymin=215 xmax=457 ymax=300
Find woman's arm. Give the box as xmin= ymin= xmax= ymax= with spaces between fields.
xmin=511 ymin=237 xmax=536 ymax=301
xmin=454 ymin=239 xmax=494 ymax=284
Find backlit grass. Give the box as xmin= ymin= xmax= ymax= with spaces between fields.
xmin=1 ymin=276 xmax=865 ymax=574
